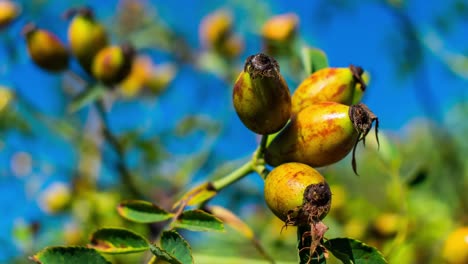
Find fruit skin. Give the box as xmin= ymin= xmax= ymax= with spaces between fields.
xmin=233 ymin=53 xmax=291 ymax=135
xmin=264 ymin=162 xmax=331 ymax=224
xmin=291 ymin=65 xmax=368 ymax=115
xmin=266 ymin=102 xmax=357 ymax=167
xmin=23 ymin=24 xmax=69 ymax=72
xmin=442 ymin=227 xmax=468 ymax=264
xmin=0 ymin=0 xmax=20 ymax=30
xmin=66 ymin=7 xmax=108 ymax=72
xmin=91 ymin=44 xmax=135 ymax=86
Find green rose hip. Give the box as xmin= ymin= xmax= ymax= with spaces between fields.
xmin=233 ymin=53 xmax=291 ymax=135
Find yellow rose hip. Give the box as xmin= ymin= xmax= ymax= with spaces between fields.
xmin=265 ymin=102 xmax=378 ymax=174
xmin=91 ymin=44 xmax=135 ymax=86
xmin=264 ymin=162 xmax=331 ymax=225
xmin=23 ymin=23 xmax=69 ymax=72
xmin=442 ymin=227 xmax=468 ymax=264
xmin=291 ymin=65 xmax=368 ymax=115
xmin=0 ymin=0 xmax=20 ymax=30
xmin=65 ymin=7 xmax=108 ymax=73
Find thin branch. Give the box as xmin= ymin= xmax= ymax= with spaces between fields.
xmin=94 ymin=99 xmax=145 ymax=199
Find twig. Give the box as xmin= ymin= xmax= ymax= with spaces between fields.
xmin=94 ymin=99 xmax=145 ymax=199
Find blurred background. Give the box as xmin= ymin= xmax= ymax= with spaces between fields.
xmin=0 ymin=0 xmax=467 ymax=263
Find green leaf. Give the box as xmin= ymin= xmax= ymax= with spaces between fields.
xmin=149 ymin=244 xmax=182 ymax=264
xmin=88 ymin=228 xmax=149 ymax=254
xmin=68 ymin=85 xmax=106 ymax=113
xmin=118 ymin=200 xmax=173 ymax=223
xmin=31 ymin=246 xmax=110 ymax=264
xmin=301 ymin=46 xmax=329 ymax=75
xmin=160 ymin=230 xmax=193 ymax=264
xmin=324 ymin=238 xmax=388 ymax=264
xmin=173 ymin=209 xmax=224 ymax=232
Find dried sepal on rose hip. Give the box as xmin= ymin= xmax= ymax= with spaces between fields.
xmin=64 ymin=6 xmax=108 ymax=73
xmin=291 ymin=65 xmax=369 ymax=115
xmin=233 ymin=53 xmax=292 ymax=135
xmin=265 ymin=102 xmax=379 ymax=174
xmin=22 ymin=23 xmax=70 ymax=72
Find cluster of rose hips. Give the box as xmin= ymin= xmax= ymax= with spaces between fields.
xmin=22 ymin=6 xmax=133 ymax=87
xmin=233 ymin=53 xmax=379 ymax=256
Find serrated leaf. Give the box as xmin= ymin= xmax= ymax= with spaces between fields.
xmin=173 ymin=209 xmax=224 ymax=232
xmin=68 ymin=85 xmax=106 ymax=113
xmin=161 ymin=230 xmax=193 ymax=264
xmin=31 ymin=246 xmax=110 ymax=264
xmin=301 ymin=46 xmax=329 ymax=75
xmin=150 ymin=244 xmax=182 ymax=264
xmin=172 ymin=183 xmax=217 ymax=210
xmin=324 ymin=238 xmax=388 ymax=264
xmin=118 ymin=200 xmax=173 ymax=223
xmin=88 ymin=228 xmax=149 ymax=254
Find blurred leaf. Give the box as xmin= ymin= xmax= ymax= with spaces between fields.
xmin=175 ymin=115 xmax=220 ymax=137
xmin=88 ymin=228 xmax=149 ymax=254
xmin=160 ymin=230 xmax=193 ymax=264
xmin=118 ymin=200 xmax=173 ymax=223
xmin=193 ymin=254 xmax=297 ymax=264
xmin=0 ymin=109 xmax=31 ymax=134
xmin=209 ymin=205 xmax=275 ymax=263
xmin=137 ymin=138 xmax=167 ymax=163
xmin=209 ymin=205 xmax=254 ymax=239
xmin=172 ymin=183 xmax=217 ymax=210
xmin=31 ymin=247 xmax=110 ymax=264
xmin=68 ymin=85 xmax=106 ymax=113
xmin=173 ymin=209 xmax=224 ymax=232
xmin=150 ymin=244 xmax=183 ymax=264
xmin=324 ymin=238 xmax=388 ymax=264
xmin=301 ymin=46 xmax=329 ymax=75
xmin=197 ymin=51 xmax=230 ymax=78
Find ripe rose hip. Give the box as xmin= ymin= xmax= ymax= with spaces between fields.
xmin=23 ymin=23 xmax=69 ymax=72
xmin=65 ymin=7 xmax=108 ymax=73
xmin=261 ymin=13 xmax=298 ymax=56
xmin=291 ymin=65 xmax=368 ymax=115
xmin=442 ymin=227 xmax=468 ymax=264
xmin=0 ymin=0 xmax=20 ymax=30
xmin=264 ymin=162 xmax=331 ymax=225
xmin=265 ymin=102 xmax=378 ymax=174
xmin=233 ymin=53 xmax=291 ymax=135
xmin=92 ymin=44 xmax=135 ymax=86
